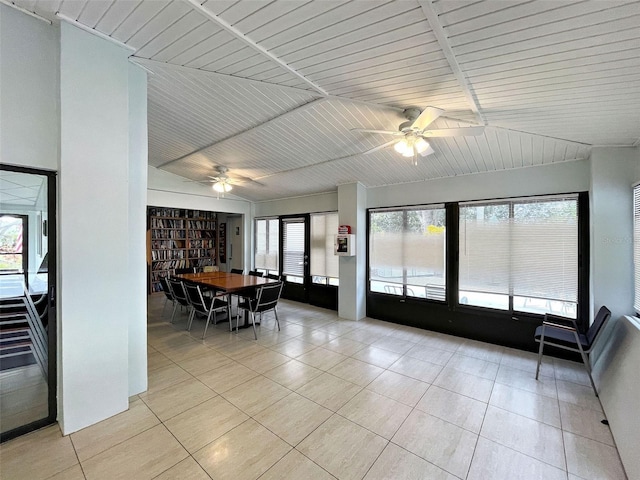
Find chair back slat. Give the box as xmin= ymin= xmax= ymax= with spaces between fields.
xmin=230 ymin=268 xmax=244 ymax=274
xmin=248 ymin=270 xmax=263 ymax=277
xmin=159 ymin=277 xmax=174 ymax=300
xmin=255 ymin=282 xmax=283 ymax=313
xmin=183 ymin=283 xmax=205 ymax=313
xmin=586 ymin=306 xmax=612 ymax=346
xmin=168 ymin=278 xmax=189 ymax=307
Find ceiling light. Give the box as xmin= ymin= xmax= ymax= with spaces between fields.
xmin=414 ymin=137 xmax=430 ymax=154
xmin=213 ymin=181 xmax=232 ymax=193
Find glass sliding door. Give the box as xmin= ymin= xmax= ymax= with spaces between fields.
xmin=0 ymin=166 xmax=56 ymax=442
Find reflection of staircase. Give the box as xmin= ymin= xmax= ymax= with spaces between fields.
xmin=0 ymin=291 xmax=47 ymax=379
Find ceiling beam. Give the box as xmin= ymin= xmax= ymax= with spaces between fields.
xmin=157 ymin=97 xmax=329 ymax=169
xmin=181 ymin=0 xmax=328 ymax=96
xmin=418 ymin=0 xmax=486 ymax=125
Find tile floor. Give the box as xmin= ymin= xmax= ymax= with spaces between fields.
xmin=0 ymin=295 xmax=627 ymax=480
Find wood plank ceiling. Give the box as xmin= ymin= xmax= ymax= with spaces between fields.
xmin=11 ymin=0 xmax=640 ymax=201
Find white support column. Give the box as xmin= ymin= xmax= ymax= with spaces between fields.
xmin=338 ymin=182 xmax=367 ymax=320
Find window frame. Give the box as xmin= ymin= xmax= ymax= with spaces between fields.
xmin=309 ymin=211 xmax=340 ymax=287
xmin=254 ymin=216 xmax=279 ymax=277
xmin=368 ymin=203 xmax=447 ymax=303
xmin=633 ymin=183 xmax=640 ymax=315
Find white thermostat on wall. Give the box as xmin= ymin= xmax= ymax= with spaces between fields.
xmin=335 ymin=234 xmax=356 ymax=256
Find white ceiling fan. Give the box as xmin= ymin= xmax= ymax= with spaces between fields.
xmin=191 ymin=166 xmax=264 ymax=198
xmin=352 ymin=107 xmax=485 ymax=165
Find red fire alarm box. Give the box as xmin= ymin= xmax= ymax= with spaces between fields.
xmin=338 ymin=225 xmax=351 ymax=234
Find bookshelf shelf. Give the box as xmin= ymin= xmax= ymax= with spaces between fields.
xmin=147 ymin=207 xmax=218 ymax=293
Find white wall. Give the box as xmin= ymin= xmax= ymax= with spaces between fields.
xmin=589 ymin=147 xmax=638 ymax=322
xmin=59 ymin=22 xmax=137 ymax=434
xmin=0 ymin=4 xmax=59 ymax=171
xmin=254 ymin=192 xmax=338 ymax=217
xmin=367 ymin=160 xmax=591 ymax=208
xmin=128 ymin=65 xmax=148 ymax=396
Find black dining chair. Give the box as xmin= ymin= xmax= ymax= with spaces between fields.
xmin=236 ymin=281 xmax=284 ymax=340
xmin=535 ymin=305 xmax=611 ymax=396
xmin=168 ymin=278 xmax=191 ymax=324
xmin=265 ymin=273 xmax=282 ymax=281
xmin=230 ymin=268 xmax=244 ymax=274
xmin=174 ymin=267 xmax=196 ymax=275
xmin=158 ymin=276 xmax=175 ymax=314
xmin=248 ymin=270 xmax=263 ymax=277
xmin=183 ymin=282 xmax=230 ymax=339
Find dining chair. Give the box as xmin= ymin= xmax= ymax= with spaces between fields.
xmin=248 ymin=270 xmax=263 ymax=277
xmin=535 ymin=305 xmax=611 ymax=396
xmin=168 ymin=278 xmax=190 ymax=323
xmin=236 ymin=281 xmax=284 ymax=340
xmin=230 ymin=268 xmax=244 ymax=274
xmin=265 ymin=273 xmax=282 ymax=281
xmin=183 ymin=282 xmax=230 ymax=339
xmin=158 ymin=276 xmax=175 ymax=314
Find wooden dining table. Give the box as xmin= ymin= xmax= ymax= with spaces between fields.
xmin=174 ymin=271 xmax=277 ymax=328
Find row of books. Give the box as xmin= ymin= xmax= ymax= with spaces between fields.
xmin=151 ymin=240 xmax=185 ymax=250
xmin=188 ymin=230 xmax=214 ymax=239
xmin=185 ymin=210 xmax=216 ymax=219
xmin=191 ymin=258 xmax=215 ymax=267
xmin=152 ymin=249 xmax=186 ymax=261
xmin=151 ymin=259 xmax=188 ymax=271
xmin=148 ymin=207 xmax=183 ymax=218
xmin=187 ymin=220 xmax=216 ymax=229
xmin=151 ymin=218 xmax=185 ymax=229
xmin=188 ymin=248 xmax=214 ymax=258
xmin=151 ymin=229 xmax=186 ymax=239
xmin=188 ymin=239 xmax=213 ymax=248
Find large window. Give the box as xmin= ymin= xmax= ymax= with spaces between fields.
xmin=255 ymin=218 xmax=279 ymax=276
xmin=459 ymin=195 xmax=578 ymax=318
xmin=369 ymin=206 xmax=446 ymax=300
xmin=310 ymin=212 xmax=339 ymax=286
xmin=634 ymin=184 xmax=640 ymax=314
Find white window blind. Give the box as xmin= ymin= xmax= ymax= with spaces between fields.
xmin=459 ymin=195 xmax=578 ymax=312
xmin=282 ymin=219 xmax=305 ymax=276
xmin=369 ymin=206 xmax=446 ymax=299
xmin=310 ymin=212 xmax=339 ymax=278
xmin=634 ymin=185 xmax=640 ymax=313
xmin=255 ymin=218 xmax=278 ymax=271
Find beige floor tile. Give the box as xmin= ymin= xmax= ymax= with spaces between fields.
xmin=296 ymin=372 xmax=362 ymax=411
xmin=161 ymin=341 xmax=213 ymax=363
xmin=254 ymin=392 xmax=332 ymax=445
xmin=153 ymin=457 xmax=211 ymax=480
xmin=174 ymin=349 xmax=233 ymax=376
xmin=416 ymin=385 xmax=487 ymax=433
xmin=322 ymin=337 xmax=367 ymax=356
xmin=260 ymin=449 xmax=336 ymax=480
xmin=370 ymin=336 xmax=416 ymax=354
xmin=405 ymin=344 xmax=454 ymax=366
xmin=327 ymin=357 xmax=384 ymax=386
xmin=222 ymin=375 xmax=291 ymax=416
xmin=392 ymin=410 xmax=477 ymax=478
xmin=71 ymin=398 xmax=160 ymax=462
xmin=554 ymin=358 xmax=592 ymax=387
xmin=457 ymin=339 xmax=504 ymax=364
xmin=388 ymin=356 xmax=443 ymax=383
xmin=340 ymin=328 xmax=387 ymax=345
xmin=195 ymin=361 xmax=259 ymax=393
xmin=296 ymin=347 xmax=348 ymax=371
xmin=433 ymin=367 xmax=495 ymax=402
xmin=237 ymin=349 xmax=290 ymax=374
xmin=81 ymin=424 xmax=188 ymax=480
xmin=0 ymin=424 xmax=78 ymax=480
xmin=564 ymin=431 xmax=626 ymax=480
xmin=500 ymin=348 xmax=555 ymax=378
xmin=146 ymin=363 xmax=193 ymax=394
xmin=140 ymin=377 xmax=216 ymax=421
xmin=489 ymin=383 xmax=561 ymax=428
xmin=147 ymin=350 xmax=174 ymax=372
xmin=296 ymin=329 xmax=338 ymax=346
xmin=269 ymin=338 xmax=317 ymax=357
xmin=262 ymin=359 xmax=323 ymax=390
xmin=446 ymin=353 xmax=499 ymax=380
xmin=419 ymin=333 xmax=463 ymax=352
xmin=352 ymin=346 xmax=403 ymax=368
xmin=495 ymin=364 xmax=558 ymax=399
xmin=298 ymin=414 xmax=388 ymax=480
xmin=363 ymin=443 xmax=457 ymax=480
xmin=48 ymin=464 xmax=86 ymax=480
xmin=559 ymin=400 xmax=614 ymax=446
xmin=193 ymin=418 xmax=291 ymax=480
xmin=366 ymin=370 xmax=429 ymax=407
xmin=338 ymin=389 xmax=412 ymax=439
xmin=148 ymin=331 xmax=194 ymax=351
xmin=213 ymin=340 xmax=267 ymax=360
xmin=164 ymin=396 xmax=248 ymax=453
xmin=467 ymin=437 xmax=567 ymax=480
xmin=481 ymin=405 xmax=565 ymax=470
xmin=556 ymin=380 xmax=603 ymax=412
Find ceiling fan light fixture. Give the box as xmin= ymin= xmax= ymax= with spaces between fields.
xmin=213 ymin=181 xmax=232 ymax=193
xmin=394 ymin=139 xmax=410 ymax=155
xmin=414 ymin=137 xmax=430 ymax=154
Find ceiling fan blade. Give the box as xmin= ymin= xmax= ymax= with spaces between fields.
xmin=352 ymin=128 xmax=403 ymax=136
xmin=231 ymin=175 xmax=266 ymax=187
xmin=420 ymin=126 xmax=485 ymax=137
xmin=411 ymin=107 xmax=445 ymax=130
xmin=362 ymin=139 xmax=397 ymax=155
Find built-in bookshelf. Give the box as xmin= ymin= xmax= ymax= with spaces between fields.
xmin=147 ymin=207 xmax=218 ymax=293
